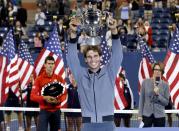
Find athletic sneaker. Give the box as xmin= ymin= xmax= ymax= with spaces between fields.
xmin=18 ymin=126 xmax=24 ymax=131
xmin=6 ymin=126 xmax=10 ymax=131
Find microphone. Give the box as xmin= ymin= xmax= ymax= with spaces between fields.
xmin=154 ymin=77 xmax=160 ymax=95
xmin=155 ymin=77 xmax=160 ymax=86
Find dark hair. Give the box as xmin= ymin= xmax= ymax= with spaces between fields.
xmin=119 ymin=73 xmax=125 ymax=80
xmin=45 ymin=56 xmax=55 ymax=63
xmin=83 ymin=45 xmax=102 ymax=58
xmin=152 ymin=62 xmax=164 ymax=75
xmin=0 ymin=36 xmax=3 ymax=47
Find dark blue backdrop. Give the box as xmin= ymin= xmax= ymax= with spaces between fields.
xmin=122 ymin=51 xmax=167 ymax=107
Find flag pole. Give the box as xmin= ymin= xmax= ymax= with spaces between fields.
xmin=12 ymin=26 xmax=26 ymax=130
xmin=19 ymin=82 xmax=26 ymax=130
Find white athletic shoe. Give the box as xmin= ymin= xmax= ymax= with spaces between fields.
xmin=6 ymin=126 xmax=10 ymax=131
xmin=18 ymin=126 xmax=24 ymax=131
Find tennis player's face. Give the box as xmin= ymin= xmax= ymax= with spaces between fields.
xmin=45 ymin=60 xmax=55 ymax=76
xmin=85 ymin=50 xmax=101 ymax=72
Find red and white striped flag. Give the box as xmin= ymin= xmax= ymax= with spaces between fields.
xmin=114 ymin=67 xmax=128 ymax=110
xmin=0 ymin=29 xmax=19 ymax=101
xmin=34 ymin=26 xmax=67 ymax=107
xmin=138 ymin=37 xmax=155 ymax=93
xmin=0 ymin=56 xmax=8 ymax=105
xmin=18 ymin=40 xmax=34 ymax=99
xmin=163 ymin=28 xmax=179 ymax=109
xmin=100 ymin=33 xmax=133 ymax=110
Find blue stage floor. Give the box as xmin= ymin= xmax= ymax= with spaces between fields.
xmin=115 ymin=127 xmax=179 ymax=131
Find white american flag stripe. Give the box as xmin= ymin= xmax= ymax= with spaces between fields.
xmin=19 ymin=60 xmax=28 ymax=78
xmin=138 ymin=62 xmax=143 ymax=87
xmin=9 ymin=72 xmax=19 ymax=83
xmin=114 ymin=85 xmax=125 ymax=110
xmin=143 ymin=59 xmax=150 ymax=78
xmin=170 ymin=82 xmax=179 ymax=97
xmin=164 ymin=52 xmax=175 ymax=77
xmin=20 ymin=65 xmax=33 ymax=88
xmin=11 ymin=83 xmax=19 ymax=93
xmin=175 ymin=95 xmax=179 ymax=109
xmin=168 ymin=62 xmax=178 ymax=85
xmin=61 ymin=97 xmax=68 ymax=107
xmin=55 ymin=59 xmax=65 ymax=77
xmin=9 ymin=56 xmax=19 ymax=73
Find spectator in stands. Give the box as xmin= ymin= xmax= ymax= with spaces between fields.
xmin=165 ymin=97 xmax=173 ymax=127
xmin=114 ymin=73 xmax=133 ymax=127
xmin=46 ymin=0 xmax=58 ymax=14
xmin=16 ymin=4 xmax=27 ymax=27
xmin=169 ymin=23 xmax=177 ymax=45
xmin=7 ymin=1 xmax=17 ymax=18
xmin=143 ymin=0 xmax=153 ymax=22
xmin=21 ymin=74 xmax=39 ymax=131
xmin=58 ymin=0 xmax=65 ymax=16
xmin=42 ymin=30 xmax=49 ymax=43
xmin=130 ymin=0 xmax=140 ymax=22
xmin=57 ymin=19 xmax=65 ymax=43
xmin=35 ymin=7 xmax=46 ymax=32
xmin=119 ymin=1 xmax=131 ymax=24
xmin=14 ymin=20 xmax=26 ymax=44
xmin=138 ymin=62 xmax=169 ymax=127
xmin=31 ymin=56 xmax=67 ymax=131
xmin=0 ymin=0 xmax=8 ymax=26
xmin=126 ymin=19 xmax=135 ymax=35
xmin=4 ymin=89 xmax=23 ymax=131
xmin=144 ymin=20 xmax=153 ymax=48
xmin=63 ymin=15 xmax=70 ymax=29
xmin=105 ymin=28 xmax=112 ymax=49
xmin=170 ymin=1 xmax=178 ymax=22
xmin=117 ymin=19 xmax=127 ymax=34
xmin=154 ymin=0 xmax=163 ymax=8
xmin=0 ymin=110 xmax=4 ymax=131
xmin=135 ymin=17 xmax=144 ymax=29
xmin=34 ymin=33 xmax=43 ymax=47
xmin=118 ymin=27 xmax=128 ymax=48
xmin=67 ymin=16 xmax=123 ymax=131
xmin=66 ymin=73 xmax=82 ymax=131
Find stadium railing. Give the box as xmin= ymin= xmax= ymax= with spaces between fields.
xmin=0 ymin=107 xmax=178 ymax=131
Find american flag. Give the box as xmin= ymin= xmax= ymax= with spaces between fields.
xmin=114 ymin=67 xmax=128 ymax=109
xmin=100 ymin=35 xmax=111 ymax=66
xmin=0 ymin=56 xmax=8 ymax=105
xmin=138 ymin=37 xmax=155 ymax=92
xmin=163 ymin=28 xmax=179 ymax=109
xmin=18 ymin=40 xmax=34 ymax=99
xmin=100 ymin=35 xmax=130 ymax=109
xmin=114 ymin=67 xmax=134 ymax=109
xmin=34 ymin=26 xmax=67 ymax=107
xmin=35 ymin=26 xmax=66 ymax=79
xmin=0 ymin=29 xmax=19 ymax=101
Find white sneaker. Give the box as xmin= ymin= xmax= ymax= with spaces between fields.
xmin=18 ymin=126 xmax=24 ymax=131
xmin=6 ymin=126 xmax=10 ymax=131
